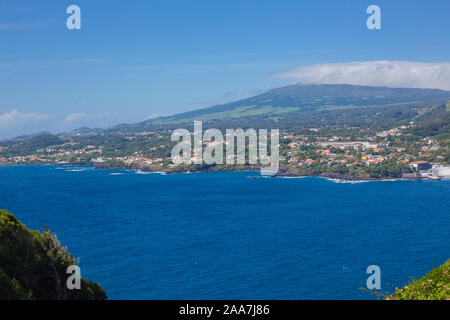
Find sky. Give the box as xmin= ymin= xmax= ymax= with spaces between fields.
xmin=0 ymin=0 xmax=449 ymax=138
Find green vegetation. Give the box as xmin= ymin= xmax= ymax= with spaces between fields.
xmin=0 ymin=134 xmax=63 ymax=156
xmin=0 ymin=209 xmax=106 ymax=300
xmin=142 ymin=84 xmax=450 ymax=125
xmin=388 ymin=260 xmax=450 ymax=300
xmin=0 ymin=84 xmax=449 ymax=180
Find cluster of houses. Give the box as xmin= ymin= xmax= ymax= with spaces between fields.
xmin=315 ymin=141 xmax=384 ymax=150
xmin=280 ymin=128 xmax=449 ymax=179
xmin=409 ymin=161 xmax=450 ymax=179
xmin=1 ymin=124 xmax=448 ymax=180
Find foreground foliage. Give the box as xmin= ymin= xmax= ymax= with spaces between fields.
xmin=388 ymin=259 xmax=450 ymax=300
xmin=0 ymin=209 xmax=106 ymax=300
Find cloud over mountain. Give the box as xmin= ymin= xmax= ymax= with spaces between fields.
xmin=0 ymin=110 xmax=52 ymax=128
xmin=274 ymin=61 xmax=450 ymax=91
xmin=0 ymin=107 xmax=149 ymax=139
xmin=0 ymin=110 xmax=53 ymax=139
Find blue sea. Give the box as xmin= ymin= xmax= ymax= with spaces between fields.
xmin=0 ymin=165 xmax=448 ymax=299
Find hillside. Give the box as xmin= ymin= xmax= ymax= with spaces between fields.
xmin=129 ymin=84 xmax=450 ymax=128
xmin=1 ymin=83 xmax=449 ymax=178
xmin=2 ymin=85 xmax=449 ymax=140
xmin=0 ymin=134 xmax=63 ymax=156
xmin=388 ymin=259 xmax=450 ymax=300
xmin=0 ymin=210 xmax=106 ymax=300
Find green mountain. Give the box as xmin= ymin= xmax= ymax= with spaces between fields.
xmin=3 ymin=84 xmax=449 ymax=142
xmin=0 ymin=210 xmax=106 ymax=300
xmin=130 ymin=84 xmax=450 ymax=128
xmin=0 ymin=134 xmax=63 ymax=156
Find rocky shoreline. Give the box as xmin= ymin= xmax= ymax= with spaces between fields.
xmin=95 ymin=163 xmax=432 ymax=182
xmin=0 ymin=162 xmax=438 ymax=181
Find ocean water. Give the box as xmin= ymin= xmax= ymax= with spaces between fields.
xmin=0 ymin=165 xmax=448 ymax=300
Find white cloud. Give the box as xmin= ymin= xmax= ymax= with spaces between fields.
xmin=59 ymin=112 xmax=130 ymax=131
xmin=0 ymin=20 xmax=54 ymax=31
xmin=0 ymin=23 xmax=33 ymax=30
xmin=145 ymin=114 xmax=165 ymax=120
xmin=0 ymin=110 xmax=140 ymax=139
xmin=0 ymin=109 xmax=52 ymax=128
xmin=63 ymin=113 xmax=92 ymax=123
xmin=62 ymin=112 xmax=121 ymax=126
xmin=274 ymin=61 xmax=450 ymax=91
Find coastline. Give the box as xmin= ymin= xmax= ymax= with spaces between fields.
xmin=93 ymin=164 xmax=447 ymax=182
xmin=274 ymin=170 xmax=425 ymax=182
xmin=1 ymin=162 xmax=434 ymax=182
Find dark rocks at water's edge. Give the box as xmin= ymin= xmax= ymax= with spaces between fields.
xmin=1 ymin=161 xmax=432 ymax=182
xmin=0 ymin=210 xmax=107 ymax=300
xmin=94 ymin=162 xmax=430 ymax=181
xmin=95 ymin=162 xmax=261 ymax=175
xmin=274 ymin=169 xmax=427 ymax=181
xmin=0 ymin=162 xmax=431 ymax=181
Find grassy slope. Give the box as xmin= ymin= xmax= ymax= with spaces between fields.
xmin=139 ymin=84 xmax=450 ymax=125
xmin=388 ymin=259 xmax=450 ymax=300
xmin=0 ymin=209 xmax=106 ymax=300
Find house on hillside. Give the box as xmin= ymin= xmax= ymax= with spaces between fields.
xmin=410 ymin=161 xmax=432 ymax=171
